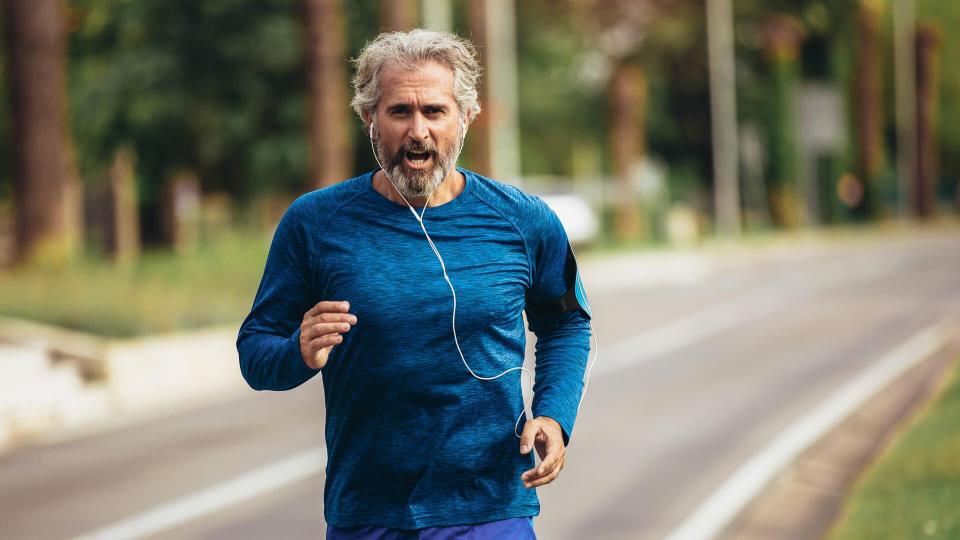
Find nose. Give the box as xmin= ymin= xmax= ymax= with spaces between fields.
xmin=408 ymin=112 xmax=430 ymax=143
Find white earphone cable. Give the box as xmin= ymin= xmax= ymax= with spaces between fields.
xmin=368 ymin=121 xmax=595 ymax=438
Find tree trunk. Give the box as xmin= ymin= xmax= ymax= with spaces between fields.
xmin=3 ymin=0 xmax=75 ymax=264
xmin=853 ymin=0 xmax=885 ymax=219
xmin=608 ymin=63 xmax=646 ymax=242
xmin=761 ymin=15 xmax=804 ymax=227
xmin=381 ymin=0 xmax=418 ymax=31
xmin=304 ymin=0 xmax=352 ymax=188
xmin=706 ymin=0 xmax=742 ymax=236
xmin=107 ymin=147 xmax=140 ymax=264
xmin=160 ymin=171 xmax=201 ymax=254
xmin=913 ymin=23 xmax=941 ymax=218
xmin=467 ymin=0 xmax=493 ymax=177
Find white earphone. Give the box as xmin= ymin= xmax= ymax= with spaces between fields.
xmin=367 ymin=116 xmax=598 ymax=439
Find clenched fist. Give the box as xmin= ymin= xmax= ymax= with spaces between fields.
xmin=299 ymin=300 xmax=357 ymax=369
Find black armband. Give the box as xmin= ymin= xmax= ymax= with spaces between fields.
xmin=526 ymin=243 xmax=592 ymax=320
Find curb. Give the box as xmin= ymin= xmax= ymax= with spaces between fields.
xmin=718 ymin=329 xmax=960 ymax=540
xmin=0 ymin=318 xmax=249 ymax=454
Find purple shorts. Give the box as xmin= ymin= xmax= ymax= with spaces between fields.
xmin=326 ymin=517 xmax=537 ymax=539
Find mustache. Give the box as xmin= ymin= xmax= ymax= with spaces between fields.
xmin=385 ymin=139 xmax=441 ymax=168
xmin=401 ymin=140 xmax=437 ymax=153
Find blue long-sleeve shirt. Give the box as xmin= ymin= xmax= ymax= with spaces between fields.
xmin=237 ymin=167 xmax=592 ymax=529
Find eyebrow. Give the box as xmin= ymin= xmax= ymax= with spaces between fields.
xmin=385 ymin=103 xmax=449 ymax=113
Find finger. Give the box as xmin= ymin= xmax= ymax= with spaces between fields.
xmin=523 ymin=459 xmax=561 ymax=487
xmin=535 ymin=437 xmax=564 ymax=477
xmin=522 ymin=445 xmax=561 ymax=480
xmin=522 ymin=448 xmax=562 ymax=482
xmin=306 ymin=300 xmax=350 ymax=318
xmin=308 ymin=333 xmax=343 ymax=351
xmin=525 ymin=466 xmax=561 ymax=489
xmin=302 ymin=322 xmax=352 ymax=341
xmin=306 ymin=312 xmax=358 ymax=325
xmin=535 ymin=431 xmax=549 ymax=460
xmin=519 ymin=419 xmax=540 ymax=456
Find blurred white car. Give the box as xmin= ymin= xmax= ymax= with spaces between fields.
xmin=539 ymin=193 xmax=600 ymax=246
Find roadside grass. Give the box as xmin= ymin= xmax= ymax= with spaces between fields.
xmin=1 ymin=216 xmax=956 ymax=337
xmin=826 ymin=356 xmax=960 ymax=540
xmin=0 ymin=227 xmax=272 ymax=337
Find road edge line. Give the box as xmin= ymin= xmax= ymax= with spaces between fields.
xmin=71 ymin=447 xmax=326 ymax=540
xmin=664 ymin=321 xmax=952 ymax=540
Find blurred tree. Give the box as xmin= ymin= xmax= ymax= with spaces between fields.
xmin=468 ymin=0 xmax=521 ymax=182
xmin=516 ymin=0 xmax=711 ymax=187
xmin=3 ymin=0 xmax=78 ymax=264
xmin=707 ymin=0 xmax=743 ymax=236
xmin=305 ymin=0 xmax=352 ymax=187
xmin=917 ymin=0 xmax=960 ymax=208
xmin=381 ymin=0 xmax=418 ymax=31
xmin=736 ymin=1 xmax=860 ymax=226
xmin=914 ymin=22 xmax=941 ymax=217
xmin=558 ymin=0 xmax=705 ymax=239
xmin=105 ymin=145 xmax=139 ymax=263
xmin=0 ymin=0 xmax=950 ymax=255
xmin=608 ymin=64 xmax=645 ymax=241
xmin=852 ymin=0 xmax=885 ymax=219
xmin=760 ymin=14 xmax=805 ymax=226
xmin=467 ymin=0 xmax=493 ymax=177
xmin=68 ymin=0 xmax=309 ymax=241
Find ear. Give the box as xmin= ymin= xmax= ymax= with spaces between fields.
xmin=362 ymin=111 xmax=374 ymax=133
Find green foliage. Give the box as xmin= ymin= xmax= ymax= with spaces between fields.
xmin=0 ymin=225 xmax=271 ymax=336
xmin=0 ymin=0 xmax=956 ymax=236
xmin=513 ymin=1 xmax=623 ymax=177
xmin=827 ymin=359 xmax=960 ymax=540
xmin=917 ymin=0 xmax=960 ymax=196
xmin=68 ymin=0 xmax=309 ymax=202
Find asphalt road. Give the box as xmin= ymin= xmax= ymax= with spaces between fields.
xmin=1 ymin=230 xmax=958 ymax=540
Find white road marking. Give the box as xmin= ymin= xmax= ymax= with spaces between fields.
xmin=63 ymin=243 xmax=938 ymax=540
xmin=596 ymin=252 xmax=909 ymax=375
xmin=663 ymin=321 xmax=953 ymax=540
xmin=71 ymin=447 xmax=326 ymax=540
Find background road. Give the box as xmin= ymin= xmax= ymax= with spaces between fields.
xmin=2 ymin=231 xmax=958 ymax=540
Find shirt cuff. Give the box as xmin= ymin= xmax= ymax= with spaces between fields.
xmin=288 ymin=326 xmax=321 ymax=379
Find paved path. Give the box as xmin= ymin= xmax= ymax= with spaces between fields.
xmin=1 ymin=230 xmax=958 ymax=539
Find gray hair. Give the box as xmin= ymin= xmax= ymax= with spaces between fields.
xmin=350 ymin=29 xmax=482 ymax=127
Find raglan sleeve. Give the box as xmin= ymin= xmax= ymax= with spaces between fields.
xmin=523 ymin=198 xmax=593 ymax=445
xmin=236 ymin=195 xmax=321 ymax=391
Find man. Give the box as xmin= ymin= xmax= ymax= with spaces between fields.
xmin=237 ymin=29 xmax=592 ymax=539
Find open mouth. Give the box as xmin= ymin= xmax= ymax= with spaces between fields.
xmin=404 ymin=150 xmax=433 ymax=167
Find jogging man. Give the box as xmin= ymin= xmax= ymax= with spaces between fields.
xmin=237 ymin=29 xmax=592 ymax=539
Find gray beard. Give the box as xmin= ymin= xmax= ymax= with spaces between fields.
xmin=375 ymin=132 xmax=463 ymax=200
xmin=388 ymin=160 xmax=446 ymax=199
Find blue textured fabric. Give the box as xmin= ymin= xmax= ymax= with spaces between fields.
xmin=326 ymin=517 xmax=536 ymax=539
xmin=237 ymin=168 xmax=591 ymax=529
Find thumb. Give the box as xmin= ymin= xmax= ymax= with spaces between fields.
xmin=313 ymin=346 xmax=331 ymax=369
xmin=519 ymin=418 xmax=539 ymax=455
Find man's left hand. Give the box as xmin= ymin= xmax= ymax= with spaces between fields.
xmin=519 ymin=416 xmax=565 ymax=489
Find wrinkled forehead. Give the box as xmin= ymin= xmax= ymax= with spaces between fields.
xmin=377 ymin=61 xmax=458 ymax=108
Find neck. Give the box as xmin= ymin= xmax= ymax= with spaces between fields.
xmin=373 ymin=168 xmax=465 ymax=208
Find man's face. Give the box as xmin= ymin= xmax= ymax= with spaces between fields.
xmin=370 ymin=61 xmax=467 ymax=199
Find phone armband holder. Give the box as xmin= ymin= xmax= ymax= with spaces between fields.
xmin=526 ymin=243 xmax=591 ymax=320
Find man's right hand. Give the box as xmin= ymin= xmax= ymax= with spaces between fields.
xmin=299 ymin=300 xmax=356 ymax=369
